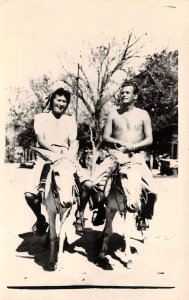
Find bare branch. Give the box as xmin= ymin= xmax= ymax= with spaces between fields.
xmin=79 ymin=65 xmax=95 ymax=103
xmin=107 ymin=33 xmax=143 ymax=79
xmin=61 ymin=78 xmax=94 ymax=117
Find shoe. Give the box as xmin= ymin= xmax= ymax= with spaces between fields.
xmin=73 ymin=217 xmax=87 ymax=236
xmin=136 ymin=216 xmax=149 ymax=231
xmin=32 ymin=216 xmax=49 ymax=236
xmin=92 ymin=206 xmax=106 ymax=226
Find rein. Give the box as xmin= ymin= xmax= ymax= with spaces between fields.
xmin=50 ymin=168 xmax=80 ymax=215
xmin=51 ymin=171 xmax=61 ymax=214
xmin=111 ymin=165 xmax=128 ymax=219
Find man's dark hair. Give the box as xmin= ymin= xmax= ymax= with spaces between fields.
xmin=121 ymin=81 xmax=139 ymax=95
xmin=45 ymin=88 xmax=71 ymax=110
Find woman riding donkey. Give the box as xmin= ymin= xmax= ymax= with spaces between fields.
xmin=24 ymin=88 xmax=78 ymax=235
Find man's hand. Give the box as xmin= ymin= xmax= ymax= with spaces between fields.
xmin=123 ymin=142 xmax=135 ymax=152
xmin=114 ymin=141 xmax=135 ymax=152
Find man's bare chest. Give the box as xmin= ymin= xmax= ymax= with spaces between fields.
xmin=113 ymin=113 xmax=143 ymax=131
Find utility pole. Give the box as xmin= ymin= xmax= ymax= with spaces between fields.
xmin=76 ymin=63 xmax=80 ymax=122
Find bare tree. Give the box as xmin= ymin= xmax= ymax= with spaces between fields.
xmin=60 ymin=32 xmax=144 ymax=150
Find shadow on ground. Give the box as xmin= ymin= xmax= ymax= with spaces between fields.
xmin=16 ymin=228 xmax=138 ymax=271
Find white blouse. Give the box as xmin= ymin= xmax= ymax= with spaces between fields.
xmin=34 ymin=111 xmax=77 ymax=147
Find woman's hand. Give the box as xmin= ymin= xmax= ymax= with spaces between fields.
xmin=51 ymin=144 xmax=69 ymax=154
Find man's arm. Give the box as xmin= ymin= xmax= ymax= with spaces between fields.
xmin=132 ymin=111 xmax=153 ymax=151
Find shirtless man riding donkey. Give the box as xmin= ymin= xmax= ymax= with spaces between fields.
xmin=75 ymin=81 xmax=157 ymax=267
xmin=103 ymin=80 xmax=156 ymax=212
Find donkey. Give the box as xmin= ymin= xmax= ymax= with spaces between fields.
xmin=96 ymin=171 xmax=156 ymax=269
xmin=31 ymin=148 xmax=78 ymax=271
xmin=75 ymin=156 xmax=157 ymax=269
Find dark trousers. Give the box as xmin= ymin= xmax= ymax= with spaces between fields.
xmin=40 ymin=162 xmax=51 ymax=183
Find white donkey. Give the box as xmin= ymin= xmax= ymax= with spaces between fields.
xmin=32 ymin=147 xmax=78 ymax=271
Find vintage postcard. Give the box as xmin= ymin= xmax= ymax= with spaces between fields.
xmin=0 ymin=0 xmax=188 ymax=299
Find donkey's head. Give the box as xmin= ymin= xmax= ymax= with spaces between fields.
xmin=52 ymin=158 xmax=76 ymax=206
xmin=31 ymin=147 xmax=76 ymax=207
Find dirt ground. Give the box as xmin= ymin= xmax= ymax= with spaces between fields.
xmin=0 ymin=163 xmax=187 ymax=299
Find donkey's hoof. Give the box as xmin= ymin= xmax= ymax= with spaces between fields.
xmin=95 ymin=257 xmax=113 ymax=270
xmin=126 ymin=259 xmax=133 ymax=269
xmin=44 ymin=262 xmax=56 ymax=272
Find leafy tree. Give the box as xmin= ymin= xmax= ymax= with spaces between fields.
xmin=16 ymin=121 xmax=37 ymax=148
xmin=134 ymin=50 xmax=178 ymax=132
xmin=5 ymin=87 xmax=38 ymax=161
xmin=30 ymin=74 xmax=56 ymax=111
xmin=132 ymin=49 xmax=178 ymax=154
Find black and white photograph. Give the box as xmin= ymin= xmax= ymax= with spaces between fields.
xmin=0 ymin=0 xmax=188 ymax=299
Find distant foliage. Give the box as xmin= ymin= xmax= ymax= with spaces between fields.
xmin=134 ymin=50 xmax=178 ymax=132
xmin=5 ymin=87 xmax=39 ymax=161
xmin=17 ymin=121 xmax=37 ymax=148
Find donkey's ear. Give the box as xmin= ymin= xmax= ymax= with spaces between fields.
xmin=30 ymin=147 xmax=62 ymax=163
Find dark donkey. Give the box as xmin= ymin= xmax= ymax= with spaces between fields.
xmin=76 ymin=157 xmax=157 ymax=269
xmin=97 ymin=170 xmax=157 ymax=269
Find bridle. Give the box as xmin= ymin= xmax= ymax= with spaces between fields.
xmin=50 ymin=162 xmax=80 ymax=215
xmin=111 ymin=163 xmax=128 ymax=219
xmin=51 ymin=171 xmax=61 ymax=214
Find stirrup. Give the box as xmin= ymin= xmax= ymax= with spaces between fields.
xmin=37 ymin=180 xmax=46 ymax=191
xmin=37 ymin=182 xmax=46 ymax=203
xmin=37 ymin=190 xmax=45 ymax=203
xmin=127 ymin=202 xmax=139 ymax=213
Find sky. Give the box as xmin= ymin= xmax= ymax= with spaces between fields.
xmin=0 ymin=0 xmax=187 ymax=90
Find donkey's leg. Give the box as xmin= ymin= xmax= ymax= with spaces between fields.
xmin=122 ymin=212 xmax=137 ymax=268
xmin=74 ymin=181 xmax=92 ymax=235
xmin=56 ymin=207 xmax=72 ymax=269
xmin=46 ymin=209 xmax=57 ymax=271
xmin=98 ymin=207 xmax=116 ymax=259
